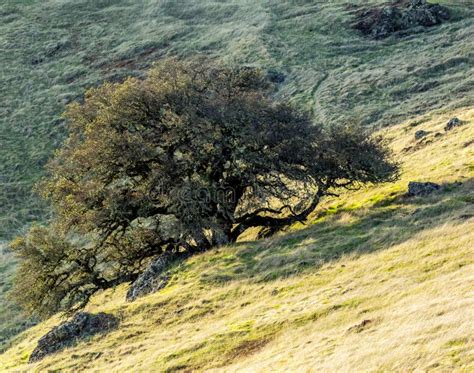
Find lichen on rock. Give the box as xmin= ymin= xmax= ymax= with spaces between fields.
xmin=407 ymin=181 xmax=441 ymax=196
xmin=352 ymin=0 xmax=450 ymax=40
xmin=29 ymin=312 xmax=118 ymax=363
xmin=126 ymin=253 xmax=177 ymax=302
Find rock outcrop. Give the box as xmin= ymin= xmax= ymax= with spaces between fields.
xmin=414 ymin=130 xmax=429 ymax=140
xmin=353 ymin=0 xmax=450 ymax=40
xmin=126 ymin=253 xmax=177 ymax=302
xmin=29 ymin=312 xmax=118 ymax=362
xmin=407 ymin=181 xmax=441 ymax=196
xmin=444 ymin=117 xmax=463 ymax=131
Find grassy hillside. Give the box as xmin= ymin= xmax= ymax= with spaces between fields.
xmin=0 ymin=0 xmax=473 ymax=367
xmin=1 ymin=106 xmax=472 ymax=371
xmin=1 ymin=0 xmax=473 ymax=239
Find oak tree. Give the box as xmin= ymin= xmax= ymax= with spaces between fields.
xmin=11 ymin=58 xmax=398 ymax=317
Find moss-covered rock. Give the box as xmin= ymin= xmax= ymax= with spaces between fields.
xmin=29 ymin=312 xmax=118 ymax=362
xmin=353 ymin=0 xmax=450 ymax=39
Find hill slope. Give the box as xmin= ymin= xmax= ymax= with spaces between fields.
xmin=0 ymin=0 xmax=473 ymax=367
xmin=1 ymin=107 xmax=472 ymax=371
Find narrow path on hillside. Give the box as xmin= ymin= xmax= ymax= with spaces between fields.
xmin=310 ymin=72 xmax=329 ymax=122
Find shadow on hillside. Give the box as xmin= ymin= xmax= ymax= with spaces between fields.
xmin=0 ymin=251 xmax=37 ymax=354
xmin=200 ymin=179 xmax=472 ymax=285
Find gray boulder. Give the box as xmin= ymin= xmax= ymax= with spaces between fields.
xmin=407 ymin=181 xmax=441 ymax=196
xmin=414 ymin=130 xmax=430 ymax=140
xmin=29 ymin=312 xmax=118 ymax=362
xmin=126 ymin=253 xmax=176 ymax=302
xmin=444 ymin=117 xmax=463 ymax=131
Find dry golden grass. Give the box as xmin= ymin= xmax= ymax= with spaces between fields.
xmin=0 ymin=107 xmax=473 ymax=372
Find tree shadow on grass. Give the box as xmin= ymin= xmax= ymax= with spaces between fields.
xmin=0 ymin=250 xmax=37 ymax=354
xmin=199 ymin=179 xmax=473 ymax=285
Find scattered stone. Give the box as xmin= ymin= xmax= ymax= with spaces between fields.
xmin=402 ymin=137 xmax=431 ymax=153
xmin=31 ymin=57 xmax=44 ymax=65
xmin=126 ymin=253 xmax=177 ymax=302
xmin=29 ymin=312 xmax=118 ymax=363
xmin=407 ymin=181 xmax=441 ymax=196
xmin=347 ymin=319 xmax=373 ymax=333
xmin=352 ymin=0 xmax=450 ymax=40
xmin=45 ymin=40 xmax=70 ymax=58
xmin=444 ymin=117 xmax=463 ymax=131
xmin=414 ymin=130 xmax=429 ymax=140
xmin=267 ymin=69 xmax=286 ymax=84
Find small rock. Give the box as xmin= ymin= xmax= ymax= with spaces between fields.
xmin=414 ymin=130 xmax=429 ymax=140
xmin=407 ymin=181 xmax=441 ymax=196
xmin=444 ymin=117 xmax=462 ymax=131
xmin=347 ymin=319 xmax=373 ymax=333
xmin=267 ymin=69 xmax=286 ymax=84
xmin=31 ymin=57 xmax=44 ymax=65
xmin=126 ymin=253 xmax=177 ymax=302
xmin=29 ymin=312 xmax=118 ymax=362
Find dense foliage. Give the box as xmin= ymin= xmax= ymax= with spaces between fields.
xmin=11 ymin=58 xmax=398 ymax=318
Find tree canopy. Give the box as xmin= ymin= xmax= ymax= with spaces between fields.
xmin=11 ymin=58 xmax=399 ymax=318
